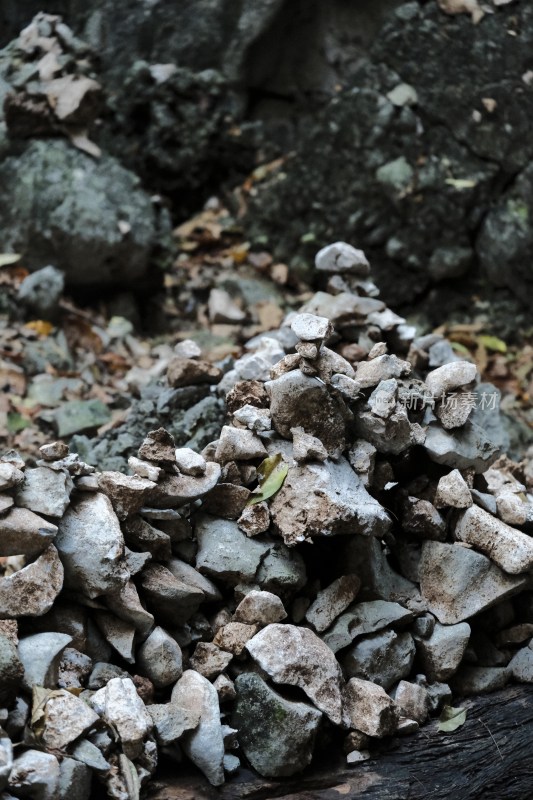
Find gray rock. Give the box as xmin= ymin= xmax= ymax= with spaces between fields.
xmin=343 ymin=678 xmax=399 ymax=737
xmin=39 ymin=441 xmax=70 ymax=461
xmin=237 ymin=501 xmax=270 ymax=536
xmin=305 ymin=575 xmax=360 ymax=633
xmin=424 ymin=361 xmax=477 ymax=399
xmin=58 ymin=757 xmax=92 ymax=800
xmin=419 ymin=541 xmax=525 ymax=624
xmin=435 ymin=469 xmax=472 ymax=508
xmin=70 ymin=738 xmax=110 ymax=773
xmin=415 ymin=621 xmax=471 ymax=681
xmin=87 ymin=662 xmax=128 ymax=690
xmin=8 ymin=750 xmax=59 ymax=799
xmin=18 ymin=632 xmax=72 ymax=689
xmin=195 ymin=514 xmax=270 ymax=585
xmin=0 ymin=544 xmax=64 ymax=618
xmin=41 ymin=690 xmax=99 ymax=750
xmin=0 ymin=737 xmax=13 ymax=793
xmin=97 ymin=471 xmax=156 ymax=520
xmin=140 ymin=564 xmax=204 ymax=626
xmin=17 ymin=266 xmax=64 ymax=319
xmin=424 ymin=421 xmax=500 ymax=472
xmin=148 ymin=703 xmax=199 ymax=745
xmin=93 ymin=612 xmax=135 ymax=663
xmin=174 ymin=447 xmax=207 ymax=476
xmin=213 ymin=622 xmax=257 ymax=655
xmin=0 ymin=632 xmax=23 ymax=705
xmin=255 ymin=542 xmax=307 ymax=598
xmin=508 ymin=646 xmax=533 ymax=683
xmin=354 ymin=355 xmax=411 ymax=389
xmin=392 ymin=680 xmax=428 ymax=724
xmin=15 ymin=466 xmax=73 ymax=518
xmin=214 ymin=425 xmax=267 ymax=462
xmin=166 ymin=558 xmax=221 ymax=602
xmin=342 ymin=630 xmax=415 ymax=690
xmin=323 ymin=600 xmax=413 ymax=654
xmin=0 ymin=507 xmax=57 ymax=558
xmin=290 ymin=312 xmax=333 ymax=343
xmin=0 ymin=140 xmax=166 ymax=287
xmin=232 ymin=404 xmax=271 ymax=433
xmin=266 ymin=371 xmax=347 ymax=457
xmin=189 ymin=642 xmax=233 ymax=679
xmin=270 ymin=455 xmax=391 ymax=546
xmin=137 ymin=626 xmax=183 ymax=688
xmin=233 ymin=672 xmax=322 ymax=777
xmin=341 ymin=535 xmax=421 ymax=607
xmin=234 ymin=590 xmax=287 ymax=626
xmin=401 ymin=497 xmax=446 ymax=541
xmin=55 ymin=492 xmax=129 ymax=598
xmin=53 ymin=399 xmax=112 ymax=438
xmin=450 ymin=666 xmax=510 ymax=695
xmin=315 ymin=242 xmax=370 ymax=276
xmin=171 ymin=670 xmax=225 ymax=786
xmin=149 ymin=461 xmax=221 ymax=507
xmin=0 ymin=462 xmax=24 ymax=491
xmin=89 ymin=677 xmax=152 ymax=759
xmin=105 ymin=580 xmax=154 ymax=636
xmin=246 ymin=623 xmax=344 ymax=724
xmin=455 ymin=504 xmax=533 ymax=575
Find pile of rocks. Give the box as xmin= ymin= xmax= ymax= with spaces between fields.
xmin=1 ymin=243 xmax=533 ymax=797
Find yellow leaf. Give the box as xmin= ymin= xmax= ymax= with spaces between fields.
xmin=477 ymin=334 xmax=507 ymax=354
xmin=25 ymin=320 xmax=54 ymax=337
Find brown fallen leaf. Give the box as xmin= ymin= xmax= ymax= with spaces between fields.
xmin=437 ymin=0 xmax=485 ymax=23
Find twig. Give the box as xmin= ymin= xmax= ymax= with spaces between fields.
xmin=478 ymin=717 xmax=504 ymax=761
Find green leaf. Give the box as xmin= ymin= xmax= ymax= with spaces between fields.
xmin=437 ymin=705 xmax=467 ymax=733
xmin=7 ymin=411 xmax=31 ymax=433
xmin=477 ymin=334 xmax=507 ymax=354
xmin=450 ymin=341 xmax=471 ymax=355
xmin=0 ymin=253 xmax=21 ymax=267
xmin=247 ymin=453 xmax=289 ymax=505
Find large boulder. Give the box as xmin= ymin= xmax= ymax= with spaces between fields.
xmin=0 ymin=140 xmax=167 ymax=287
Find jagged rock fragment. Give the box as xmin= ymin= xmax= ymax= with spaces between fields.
xmin=233 ymin=673 xmax=322 ymax=777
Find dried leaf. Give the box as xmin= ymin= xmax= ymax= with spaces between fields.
xmin=25 ymin=320 xmax=54 ymax=337
xmin=0 ymin=254 xmax=21 ymax=267
xmin=248 ymin=453 xmax=289 ymax=505
xmin=437 ymin=705 xmax=467 ymax=733
xmin=477 ymin=334 xmax=507 ymax=354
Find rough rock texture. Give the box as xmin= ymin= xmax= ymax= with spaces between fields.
xmin=0 ymin=140 xmax=168 ymax=287
xmin=55 ymin=492 xmax=129 ymax=598
xmin=246 ymin=624 xmax=344 ymax=725
xmin=232 ymin=672 xmax=322 ymax=778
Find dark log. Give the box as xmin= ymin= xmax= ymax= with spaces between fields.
xmin=147 ymin=685 xmax=533 ymax=800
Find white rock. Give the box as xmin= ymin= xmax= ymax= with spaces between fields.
xmin=368 ymin=379 xmax=398 ymax=419
xmin=315 ymin=242 xmax=370 ymax=276
xmin=171 ymin=670 xmax=225 ymax=786
xmin=128 ymin=456 xmax=163 ymax=482
xmin=435 ymin=469 xmax=472 ymax=508
xmin=105 ymin=580 xmax=155 ymax=636
xmin=195 ymin=514 xmax=271 ymax=585
xmin=208 ymin=288 xmax=246 ymax=323
xmin=455 ymin=504 xmax=533 ymax=574
xmin=55 ymin=492 xmax=129 ymax=598
xmin=89 ymin=677 xmax=152 ymax=759
xmin=343 ymin=678 xmax=399 ymax=737
xmin=290 ymin=313 xmax=333 ymax=343
xmin=41 ymin=690 xmax=99 ymax=750
xmin=174 ymin=447 xmax=207 ymax=476
xmin=323 ymin=600 xmax=413 ymax=653
xmin=215 ymin=426 xmax=267 ymax=462
xmin=234 ymin=590 xmax=287 ymax=626
xmin=233 ymin=404 xmax=272 ymax=433
xmin=496 ymin=490 xmax=528 ymax=526
xmin=305 ymin=575 xmax=360 ymax=633
xmin=424 ymin=360 xmax=477 ymax=399
xmin=246 ymin=623 xmax=344 ymax=724
xmin=174 ymin=338 xmax=202 ymax=359
xmin=354 ymin=354 xmax=411 ymax=388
